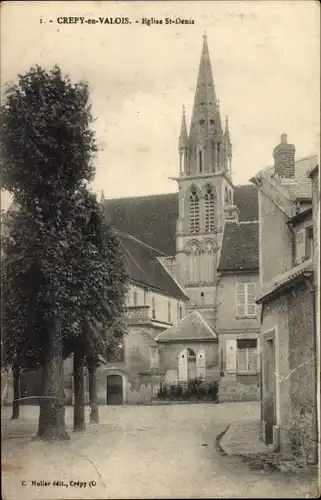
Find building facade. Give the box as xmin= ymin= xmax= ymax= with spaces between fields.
xmin=251 ymin=136 xmax=319 ymax=462
xmin=2 ymin=36 xmax=263 ymax=406
xmin=101 ymin=35 xmax=261 ymax=404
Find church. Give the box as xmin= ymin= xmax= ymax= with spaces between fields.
xmin=1 ymin=35 xmax=261 ymax=407
xmin=89 ymin=34 xmax=261 ymax=405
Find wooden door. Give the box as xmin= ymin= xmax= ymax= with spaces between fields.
xmin=106 ymin=375 xmax=123 ymax=405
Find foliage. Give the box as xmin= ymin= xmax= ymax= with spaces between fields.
xmin=1 ymin=65 xmax=97 ymax=205
xmin=1 ymin=64 xmax=129 ymax=370
xmin=157 ymin=379 xmax=219 ymax=401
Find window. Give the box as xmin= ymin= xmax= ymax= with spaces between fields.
xmin=168 ymin=301 xmax=171 ymax=323
xmin=198 ymin=150 xmax=203 ymax=173
xmin=224 ymin=186 xmax=229 ymax=205
xmin=144 ymin=290 xmax=147 ymax=305
xmin=179 ymin=304 xmax=183 ymax=320
xmin=189 ymin=187 xmax=200 ymax=233
xmin=133 ymin=291 xmax=138 ymax=306
xmin=204 ymin=185 xmax=215 ymax=232
xmin=305 ymin=226 xmax=313 ymax=259
xmin=152 ymin=297 xmax=156 ymax=319
xmin=237 ymin=339 xmax=257 ymax=373
xmin=236 ymin=283 xmax=256 ymax=317
xmin=200 ymin=292 xmax=205 ymax=306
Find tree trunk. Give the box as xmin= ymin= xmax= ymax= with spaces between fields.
xmin=88 ymin=359 xmax=99 ymax=423
xmin=73 ymin=349 xmax=85 ymax=431
xmin=11 ymin=361 xmax=20 ymax=420
xmin=37 ymin=314 xmax=70 ymax=440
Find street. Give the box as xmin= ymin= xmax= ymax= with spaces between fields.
xmin=2 ymin=402 xmax=318 ymax=499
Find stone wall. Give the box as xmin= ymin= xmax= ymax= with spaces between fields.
xmin=286 ymin=284 xmax=315 ymax=460
xmin=261 ymin=283 xmax=315 ymax=459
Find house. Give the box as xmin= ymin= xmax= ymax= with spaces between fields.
xmin=250 ymin=134 xmax=319 ymax=462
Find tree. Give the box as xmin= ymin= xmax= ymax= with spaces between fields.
xmin=1 ymin=67 xmax=129 ymax=438
xmin=1 ymin=65 xmax=97 ymax=440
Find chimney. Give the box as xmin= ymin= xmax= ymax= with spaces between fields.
xmin=273 ymin=134 xmax=295 ymax=179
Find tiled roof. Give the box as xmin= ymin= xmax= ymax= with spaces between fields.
xmin=257 ymin=259 xmax=313 ymax=304
xmin=103 ymin=193 xmax=178 ymax=256
xmin=118 ymin=232 xmax=187 ymax=300
xmin=155 ymin=310 xmax=217 ymax=343
xmin=217 ymin=221 xmax=259 ymax=272
xmin=103 ymin=184 xmax=258 ymax=256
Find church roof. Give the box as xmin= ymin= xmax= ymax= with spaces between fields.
xmin=103 ymin=184 xmax=258 ymax=256
xmin=155 ymin=310 xmax=217 ymax=343
xmin=118 ymin=232 xmax=187 ymax=300
xmin=217 ymin=221 xmax=259 ymax=273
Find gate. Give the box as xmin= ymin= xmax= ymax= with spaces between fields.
xmin=106 ymin=375 xmax=123 ymax=405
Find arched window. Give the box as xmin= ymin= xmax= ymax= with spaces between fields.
xmin=200 ymin=292 xmax=205 ymax=306
xmin=189 ymin=187 xmax=200 ymax=233
xmin=204 ymin=185 xmax=215 ymax=232
xmin=198 ymin=150 xmax=203 ymax=173
xmin=187 ymin=348 xmax=197 ymax=379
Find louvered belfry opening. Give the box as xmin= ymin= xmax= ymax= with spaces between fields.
xmin=190 ymin=187 xmax=200 ymax=233
xmin=204 ymin=185 xmax=215 ymax=232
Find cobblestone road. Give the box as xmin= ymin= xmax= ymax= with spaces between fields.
xmin=2 ymin=402 xmax=319 ymax=499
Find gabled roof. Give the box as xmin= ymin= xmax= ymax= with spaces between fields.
xmin=103 ymin=184 xmax=258 ymax=256
xmin=118 ymin=232 xmax=187 ymax=300
xmin=217 ymin=221 xmax=259 ymax=272
xmin=155 ymin=310 xmax=217 ymax=343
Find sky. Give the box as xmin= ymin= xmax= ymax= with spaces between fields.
xmin=1 ymin=0 xmax=320 ymax=211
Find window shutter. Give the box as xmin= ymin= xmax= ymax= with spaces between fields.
xmin=226 ymin=339 xmax=237 ymax=372
xmin=236 ymin=283 xmax=245 ymax=316
xmin=178 ymin=349 xmax=188 ymax=382
xmin=197 ymin=349 xmax=206 ymax=379
xmin=247 ymin=283 xmax=256 ymax=316
xmin=237 ymin=349 xmax=247 ymax=372
xmin=257 ymin=338 xmax=261 ymax=373
xmin=248 ymin=348 xmax=257 ymax=371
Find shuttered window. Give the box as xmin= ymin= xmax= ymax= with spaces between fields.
xmin=236 ymin=283 xmax=257 ymax=317
xmin=237 ymin=339 xmax=257 ymax=373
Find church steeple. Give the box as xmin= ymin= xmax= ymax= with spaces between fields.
xmin=181 ymin=33 xmax=229 ymax=177
xmin=189 ymin=32 xmax=218 ymax=138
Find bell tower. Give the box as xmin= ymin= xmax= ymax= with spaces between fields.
xmin=173 ymin=34 xmax=235 ymax=325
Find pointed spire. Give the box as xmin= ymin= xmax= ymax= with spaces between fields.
xmin=224 ymin=115 xmax=229 ymax=136
xmin=179 ymin=105 xmax=189 ymax=149
xmin=100 ymin=190 xmax=105 ymax=203
xmin=189 ymin=34 xmax=217 ymax=137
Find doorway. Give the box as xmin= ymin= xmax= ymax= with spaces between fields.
xmin=264 ymin=337 xmax=276 ymax=444
xmin=106 ymin=374 xmax=123 ymax=405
